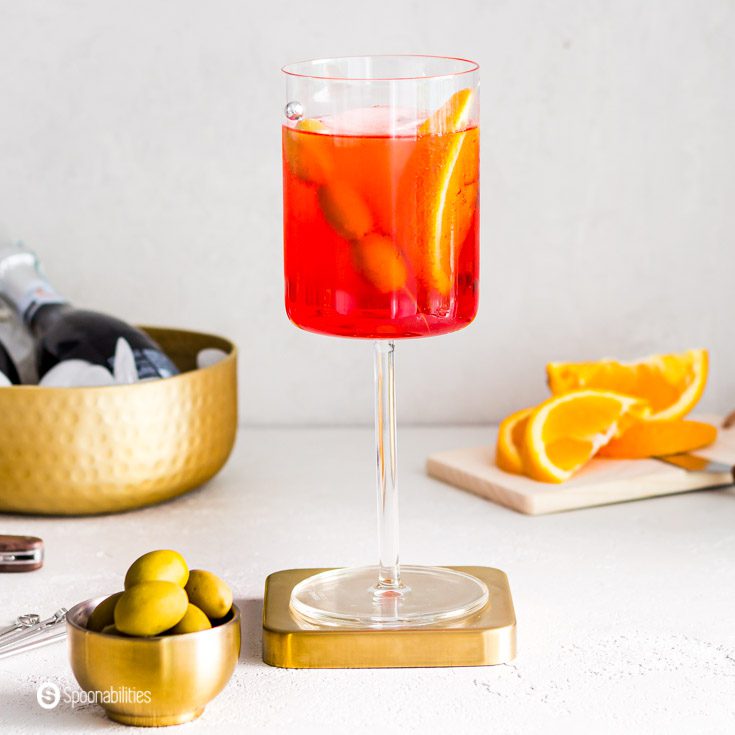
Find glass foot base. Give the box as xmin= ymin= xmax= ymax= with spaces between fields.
xmin=289 ymin=565 xmax=489 ymax=628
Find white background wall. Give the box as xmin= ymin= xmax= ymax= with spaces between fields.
xmin=0 ymin=0 xmax=733 ymax=425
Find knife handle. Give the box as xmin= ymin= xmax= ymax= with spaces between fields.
xmin=0 ymin=535 xmax=44 ymax=572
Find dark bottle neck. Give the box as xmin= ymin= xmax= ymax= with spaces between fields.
xmin=0 ymin=339 xmax=20 ymax=384
xmin=29 ymin=302 xmax=73 ymax=339
xmin=0 ymin=246 xmax=68 ymax=331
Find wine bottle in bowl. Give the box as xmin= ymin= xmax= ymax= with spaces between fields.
xmin=0 ymin=338 xmax=19 ymax=386
xmin=0 ymin=243 xmax=179 ymax=382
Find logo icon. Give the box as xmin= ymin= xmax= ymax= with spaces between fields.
xmin=36 ymin=681 xmax=60 ymax=710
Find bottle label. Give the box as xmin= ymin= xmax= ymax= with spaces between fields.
xmin=140 ymin=348 xmax=178 ymax=379
xmin=18 ymin=279 xmax=66 ymax=323
xmin=105 ymin=347 xmax=178 ymax=380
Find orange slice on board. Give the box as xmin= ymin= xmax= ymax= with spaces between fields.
xmin=397 ymin=89 xmax=479 ymax=296
xmin=546 ymin=349 xmax=708 ymax=422
xmin=495 ymin=407 xmax=533 ymax=475
xmin=597 ymin=419 xmax=717 ymax=459
xmin=521 ymin=390 xmax=649 ymax=483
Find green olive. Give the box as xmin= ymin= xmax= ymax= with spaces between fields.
xmin=100 ymin=624 xmax=126 ymax=636
xmin=87 ymin=592 xmax=124 ymax=632
xmin=114 ymin=580 xmax=188 ymax=636
xmin=124 ymin=550 xmax=189 ymax=589
xmin=185 ymin=570 xmax=233 ymax=619
xmin=167 ymin=604 xmax=212 ymax=635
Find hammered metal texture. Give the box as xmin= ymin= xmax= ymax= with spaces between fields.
xmin=0 ymin=327 xmax=237 ymax=515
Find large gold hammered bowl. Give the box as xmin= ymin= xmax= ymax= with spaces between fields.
xmin=0 ymin=327 xmax=237 ymax=515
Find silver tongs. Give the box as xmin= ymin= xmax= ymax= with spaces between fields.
xmin=0 ymin=608 xmax=67 ymax=659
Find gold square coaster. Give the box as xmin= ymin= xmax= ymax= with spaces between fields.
xmin=262 ymin=566 xmax=516 ymax=669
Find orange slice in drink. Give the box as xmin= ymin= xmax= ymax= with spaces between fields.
xmin=318 ymin=181 xmax=374 ymax=241
xmin=546 ymin=349 xmax=708 ymax=421
xmin=521 ymin=390 xmax=649 ymax=483
xmin=297 ymin=119 xmax=327 ymax=133
xmin=495 ymin=407 xmax=533 ymax=474
xmin=418 ymin=88 xmax=475 ymax=135
xmin=283 ymin=118 xmax=333 ymax=185
xmin=317 ymin=180 xmax=408 ymax=292
xmin=352 ymin=234 xmax=407 ymax=293
xmin=397 ymin=89 xmax=478 ymax=296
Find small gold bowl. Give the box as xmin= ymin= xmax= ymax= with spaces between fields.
xmin=67 ymin=597 xmax=241 ymax=727
xmin=0 ymin=327 xmax=237 ymax=515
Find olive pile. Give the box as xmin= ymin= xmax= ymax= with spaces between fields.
xmin=87 ymin=550 xmax=234 ymax=637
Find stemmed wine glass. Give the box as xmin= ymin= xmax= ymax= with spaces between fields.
xmin=282 ymin=55 xmax=486 ymax=627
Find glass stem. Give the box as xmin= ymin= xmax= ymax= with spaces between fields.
xmin=374 ymin=340 xmax=401 ymax=590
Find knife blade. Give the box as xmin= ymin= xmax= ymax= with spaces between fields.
xmin=657 ymin=453 xmax=735 ymax=483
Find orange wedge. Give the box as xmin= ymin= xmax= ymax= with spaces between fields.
xmin=418 ymin=88 xmax=475 ymax=135
xmin=296 ymin=119 xmax=327 ymax=133
xmin=597 ymin=419 xmax=717 ymax=459
xmin=318 ymin=181 xmax=374 ymax=241
xmin=495 ymin=407 xmax=533 ymax=474
xmin=547 ymin=349 xmax=708 ymax=421
xmin=398 ymin=89 xmax=479 ymax=296
xmin=522 ymin=390 xmax=649 ymax=483
xmin=352 ymin=234 xmax=407 ymax=293
xmin=283 ymin=119 xmax=333 ymax=184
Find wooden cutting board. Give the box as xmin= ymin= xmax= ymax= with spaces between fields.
xmin=427 ymin=416 xmax=735 ymax=515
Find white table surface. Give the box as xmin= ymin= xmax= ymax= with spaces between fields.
xmin=2 ymin=426 xmax=734 ymax=734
